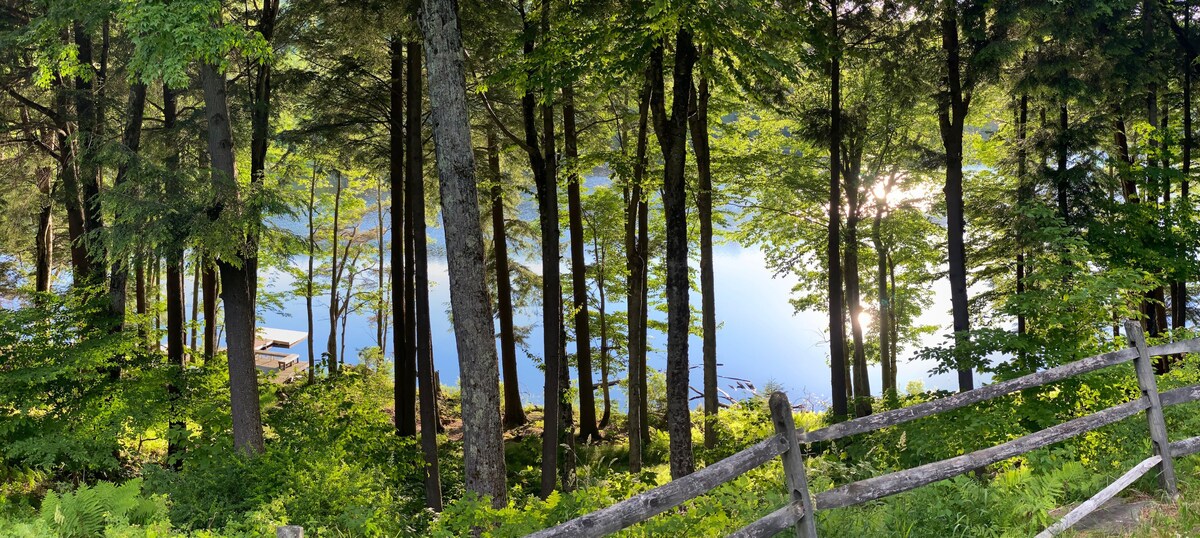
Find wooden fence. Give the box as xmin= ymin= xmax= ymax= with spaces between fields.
xmin=526 ymin=321 xmax=1200 ymax=537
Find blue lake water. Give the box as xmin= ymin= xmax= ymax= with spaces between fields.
xmin=187 ymin=238 xmax=972 ymax=412
xmin=180 ymin=170 xmax=980 ymax=412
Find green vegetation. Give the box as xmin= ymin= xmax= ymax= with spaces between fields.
xmin=3 ymin=0 xmax=1200 ymax=535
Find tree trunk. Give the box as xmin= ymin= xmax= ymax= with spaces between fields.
xmin=306 ymin=164 xmax=318 ymax=384
xmin=1056 ymin=103 xmax=1069 ymax=223
xmin=191 ymin=259 xmax=200 ymax=354
xmin=417 ymin=3 xmax=507 ymax=505
xmin=626 ymin=78 xmax=651 ymax=473
xmin=73 ymin=21 xmax=105 ymax=286
xmin=1016 ymin=94 xmax=1028 ymax=353
xmin=939 ymin=1 xmax=974 ymax=391
xmin=164 ymin=82 xmax=187 ymax=464
xmin=871 ymin=184 xmax=893 ymax=398
xmin=377 ymin=178 xmax=387 ymax=355
xmin=649 ymin=32 xmax=697 ymax=480
xmin=55 ymin=72 xmax=89 ymax=285
xmin=597 ymin=241 xmax=611 ymax=429
xmin=391 ymin=38 xmax=416 ymax=434
xmin=489 ymin=128 xmax=527 ymax=428
xmin=516 ymin=2 xmax=563 ymax=498
xmin=688 ymin=71 xmax=719 ymax=448
xmin=558 ymin=318 xmax=578 ymax=493
xmin=407 ymin=40 xmax=445 ymax=511
xmin=34 ymin=166 xmax=52 ymax=293
xmin=564 ymin=85 xmax=601 ymax=442
xmin=1178 ymin=40 xmax=1192 ymax=330
xmin=827 ymin=9 xmax=850 ymax=418
xmin=328 ymin=172 xmax=344 ymax=373
xmin=109 ymin=82 xmax=147 ymax=318
xmin=201 ymin=61 xmax=264 ymax=455
xmin=202 ymin=261 xmax=217 ymax=361
xmin=844 ymin=163 xmax=871 ymax=417
xmin=638 ymin=182 xmax=651 ymax=445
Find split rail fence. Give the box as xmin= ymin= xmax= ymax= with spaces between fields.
xmin=526 ymin=321 xmax=1200 ymax=537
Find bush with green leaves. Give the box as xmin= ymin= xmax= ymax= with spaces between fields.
xmin=0 ymin=291 xmax=158 ymax=478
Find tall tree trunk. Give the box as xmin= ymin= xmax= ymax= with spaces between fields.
xmin=626 ymin=78 xmax=651 ymax=473
xmin=306 ymin=166 xmax=317 ymax=384
xmin=649 ymin=32 xmax=697 ymax=480
xmin=827 ymin=5 xmax=850 ymax=418
xmin=55 ymin=73 xmax=89 ymax=285
xmin=688 ymin=71 xmax=719 ymax=448
xmin=564 ymin=84 xmax=601 ymax=442
xmin=844 ymin=163 xmax=871 ymax=417
xmin=201 ymin=61 xmax=264 ymax=455
xmin=637 ymin=177 xmax=651 ymax=445
xmin=328 ymin=172 xmax=344 ymax=373
xmin=871 ymin=181 xmax=892 ymax=397
xmin=202 ymin=261 xmax=217 ymax=361
xmin=939 ymin=1 xmax=974 ymax=391
xmin=34 ymin=165 xmax=52 ymax=293
xmin=418 ymin=2 xmax=507 ymax=505
xmin=1016 ymin=94 xmax=1028 ymax=353
xmin=489 ymin=128 xmax=527 ymax=428
xmin=191 ymin=259 xmax=200 ymax=354
xmin=164 ymin=83 xmax=187 ymax=464
xmin=516 ymin=2 xmax=563 ymax=499
xmin=391 ymin=38 xmax=416 ymax=435
xmin=109 ymin=82 xmax=147 ymax=319
xmin=1056 ymin=103 xmax=1069 ymax=223
xmin=408 ymin=41 xmax=445 ymax=511
xmin=73 ymin=21 xmax=104 ymax=286
xmin=377 ymin=178 xmax=387 ymax=355
xmin=596 ymin=239 xmax=611 ymax=429
xmin=1178 ymin=31 xmax=1192 ymax=330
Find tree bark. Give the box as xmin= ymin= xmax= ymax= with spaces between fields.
xmin=308 ymin=164 xmax=318 ymax=385
xmin=1178 ymin=25 xmax=1192 ymax=330
xmin=564 ymin=84 xmax=601 ymax=442
xmin=626 ymin=78 xmax=651 ymax=473
xmin=55 ymin=72 xmax=89 ymax=285
xmin=516 ymin=1 xmax=562 ymax=498
xmin=688 ymin=71 xmax=719 ymax=448
xmin=328 ymin=172 xmax=345 ymax=372
xmin=827 ymin=5 xmax=849 ymax=418
xmin=73 ymin=21 xmax=105 ymax=286
xmin=872 ymin=179 xmax=893 ymax=397
xmin=1056 ymin=103 xmax=1069 ymax=223
xmin=202 ymin=261 xmax=217 ymax=361
xmin=34 ymin=165 xmax=52 ymax=293
xmin=407 ymin=40 xmax=445 ymax=511
xmin=201 ymin=61 xmax=264 ymax=455
xmin=938 ymin=1 xmax=974 ymax=391
xmin=1016 ymin=94 xmax=1028 ymax=351
xmin=109 ymin=82 xmax=147 ymax=319
xmin=164 ymin=82 xmax=187 ymax=464
xmin=418 ymin=1 xmax=507 ymax=505
xmin=391 ymin=37 xmax=417 ymax=435
xmin=649 ymin=32 xmax=697 ymax=480
xmin=489 ymin=128 xmax=527 ymax=429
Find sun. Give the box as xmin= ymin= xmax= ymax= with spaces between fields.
xmin=857 ymin=311 xmax=873 ymax=330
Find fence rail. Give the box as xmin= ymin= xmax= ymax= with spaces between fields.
xmin=528 ymin=322 xmax=1200 ymax=537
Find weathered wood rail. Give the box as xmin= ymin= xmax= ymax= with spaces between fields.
xmin=527 ymin=321 xmax=1200 ymax=537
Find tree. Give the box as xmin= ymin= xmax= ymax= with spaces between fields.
xmin=648 ymin=29 xmax=697 ymax=480
xmin=418 ymin=0 xmax=508 ymax=507
xmin=486 ymin=127 xmax=528 ymax=429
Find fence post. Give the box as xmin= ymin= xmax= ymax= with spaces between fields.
xmin=1124 ymin=320 xmax=1178 ymax=500
xmin=768 ymin=392 xmax=818 ymax=537
xmin=276 ymin=525 xmax=304 ymax=538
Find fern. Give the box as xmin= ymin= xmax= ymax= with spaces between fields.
xmin=38 ymin=479 xmax=167 ymax=537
